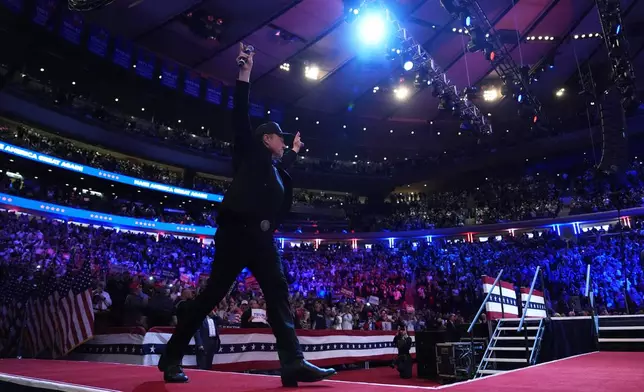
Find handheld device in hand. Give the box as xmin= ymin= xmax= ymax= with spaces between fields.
xmin=237 ymin=45 xmax=255 ymax=67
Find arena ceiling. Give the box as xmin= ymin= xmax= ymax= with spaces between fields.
xmin=80 ymin=0 xmax=644 ymax=126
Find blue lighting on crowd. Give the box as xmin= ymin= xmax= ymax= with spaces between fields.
xmin=0 ymin=141 xmax=224 ymax=202
xmin=357 ymin=11 xmax=388 ymax=45
xmin=0 ymin=193 xmax=217 ymax=236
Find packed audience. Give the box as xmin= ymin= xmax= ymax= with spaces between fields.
xmin=0 ymin=170 xmax=216 ymax=226
xmin=371 ymin=163 xmax=644 ymax=231
xmin=1 ymin=117 xmax=644 ymax=233
xmin=1 ymin=210 xmax=641 ymax=337
xmin=0 ymin=120 xmax=186 ymax=188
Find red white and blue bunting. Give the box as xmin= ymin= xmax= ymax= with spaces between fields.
xmin=69 ymin=327 xmax=415 ymax=371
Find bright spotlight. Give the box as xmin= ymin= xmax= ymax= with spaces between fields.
xmin=483 ymin=89 xmax=499 ymax=101
xmin=465 ymin=16 xmax=472 ymax=27
xmin=357 ymin=12 xmax=387 ymax=45
xmin=394 ymin=86 xmax=410 ymax=100
xmin=403 ymin=60 xmax=414 ymax=71
xmin=304 ymin=65 xmax=320 ymax=80
xmin=556 ymin=88 xmax=565 ymax=97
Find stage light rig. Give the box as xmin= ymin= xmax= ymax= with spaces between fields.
xmin=444 ymin=0 xmax=544 ymax=125
xmin=345 ymin=0 xmax=492 ymax=134
xmin=595 ymin=0 xmax=638 ymax=112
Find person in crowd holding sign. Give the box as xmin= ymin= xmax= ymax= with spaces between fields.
xmin=241 ymin=299 xmax=269 ymax=328
xmin=158 ymin=43 xmax=336 ymax=386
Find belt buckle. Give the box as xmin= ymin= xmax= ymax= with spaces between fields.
xmin=260 ymin=220 xmax=271 ymax=232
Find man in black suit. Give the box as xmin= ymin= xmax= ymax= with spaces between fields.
xmin=158 ymin=43 xmax=336 ymax=387
xmin=195 ymin=310 xmax=222 ymax=370
xmin=393 ymin=324 xmax=413 ymax=379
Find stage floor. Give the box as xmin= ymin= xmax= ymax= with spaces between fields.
xmin=0 ymin=352 xmax=643 ymax=392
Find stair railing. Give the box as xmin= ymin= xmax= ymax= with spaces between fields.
xmin=517 ymin=266 xmax=540 ymax=362
xmin=468 ymin=269 xmax=504 ymax=377
xmin=585 ymin=264 xmax=600 ymax=346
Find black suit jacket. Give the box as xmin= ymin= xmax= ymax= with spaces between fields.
xmin=194 ymin=315 xmax=222 ymax=348
xmin=219 ymin=80 xmax=296 ymax=225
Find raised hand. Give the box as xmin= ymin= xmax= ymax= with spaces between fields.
xmin=292 ymin=132 xmax=304 ymax=153
xmin=237 ymin=43 xmax=254 ymax=75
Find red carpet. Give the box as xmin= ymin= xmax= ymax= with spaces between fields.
xmin=331 ymin=364 xmax=440 ymax=387
xmin=0 ymin=352 xmax=643 ymax=391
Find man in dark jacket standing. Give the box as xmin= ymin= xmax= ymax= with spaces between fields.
xmin=194 ymin=310 xmax=222 ymax=370
xmin=158 ymin=43 xmax=336 ymax=387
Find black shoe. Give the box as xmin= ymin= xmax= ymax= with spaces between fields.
xmin=158 ymin=354 xmax=189 ymax=383
xmin=280 ymin=359 xmax=336 ymax=387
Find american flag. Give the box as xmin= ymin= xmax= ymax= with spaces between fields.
xmin=25 ymin=274 xmax=58 ymax=357
xmin=53 ymin=261 xmax=95 ymax=356
xmin=0 ymin=268 xmax=31 ymax=357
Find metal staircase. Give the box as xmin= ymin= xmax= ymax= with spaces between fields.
xmin=598 ymin=315 xmax=644 ymax=351
xmin=475 ymin=318 xmax=545 ymax=378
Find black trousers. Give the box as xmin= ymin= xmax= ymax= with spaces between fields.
xmin=164 ymin=221 xmax=303 ymax=366
xmin=396 ymin=354 xmax=413 ymax=379
xmin=196 ymin=337 xmax=220 ymax=370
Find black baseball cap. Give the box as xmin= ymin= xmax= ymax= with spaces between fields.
xmin=255 ymin=122 xmax=293 ymax=141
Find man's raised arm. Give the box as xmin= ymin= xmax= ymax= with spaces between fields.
xmin=232 ymin=43 xmax=255 ymax=167
xmin=278 ymin=132 xmax=304 ymax=170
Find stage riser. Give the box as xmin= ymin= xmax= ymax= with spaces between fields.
xmin=598 ymin=316 xmax=644 ymax=328
xmin=599 ymin=330 xmax=644 ymax=338
xmin=599 ymin=342 xmax=644 ymax=352
xmin=598 ymin=315 xmax=644 ymax=352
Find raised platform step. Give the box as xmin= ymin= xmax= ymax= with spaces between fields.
xmin=477 ymin=369 xmax=506 ymax=375
xmin=498 ymin=327 xmax=539 ymax=331
xmin=489 ymin=347 xmax=533 ymax=351
xmin=483 ymin=357 xmax=528 ymax=363
xmin=495 ymin=336 xmax=535 ymax=341
xmin=599 ymin=326 xmax=644 ymax=331
xmin=599 ymin=338 xmax=644 ymax=343
xmin=499 ymin=318 xmax=542 ymax=322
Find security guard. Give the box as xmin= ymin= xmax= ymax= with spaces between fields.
xmin=158 ymin=43 xmax=336 ymax=387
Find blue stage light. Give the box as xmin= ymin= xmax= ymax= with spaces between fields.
xmin=403 ymin=60 xmax=414 ymax=71
xmin=517 ymin=94 xmax=523 ymax=103
xmin=465 ymin=16 xmax=471 ymax=27
xmin=615 ymin=24 xmax=621 ymax=35
xmin=358 ymin=12 xmax=387 ymax=45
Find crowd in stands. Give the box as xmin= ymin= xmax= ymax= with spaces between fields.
xmin=1 ymin=209 xmax=642 ymax=337
xmin=0 ymin=169 xmax=217 ymax=226
xmin=371 ymin=162 xmax=644 ymax=231
xmin=3 ymin=117 xmax=644 ymax=233
xmin=0 ymin=121 xmax=186 ymax=187
xmin=11 ymin=75 xmax=401 ymax=176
